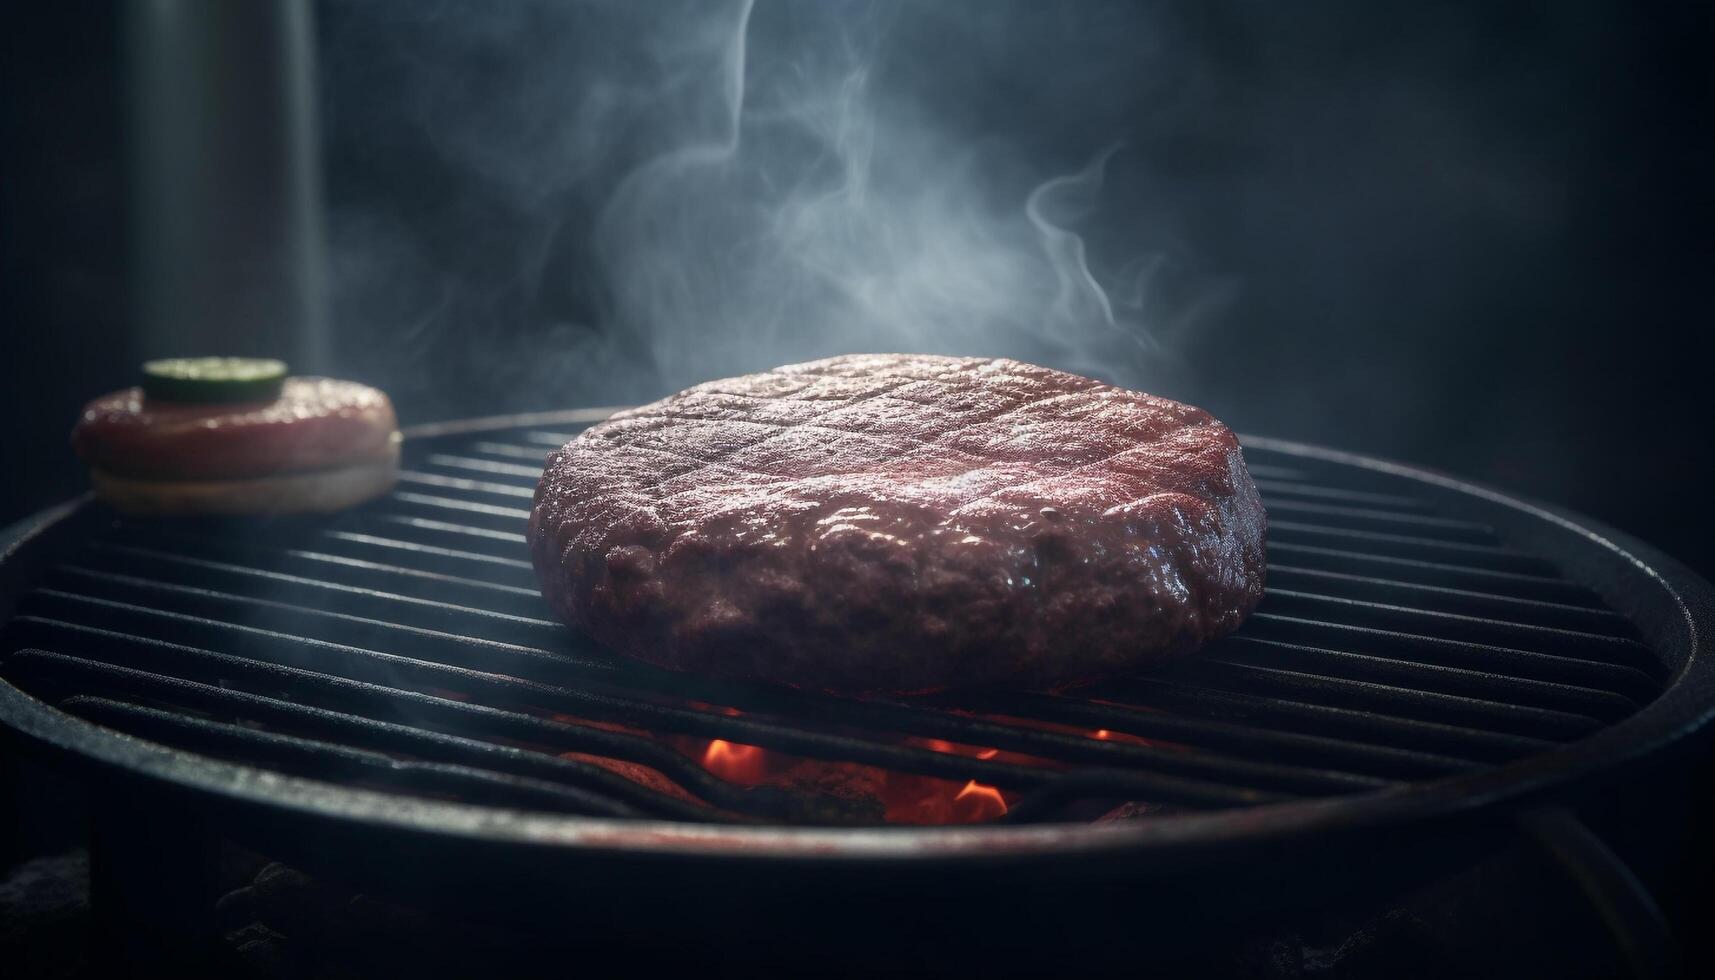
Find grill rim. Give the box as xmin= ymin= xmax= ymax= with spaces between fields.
xmin=1 ymin=416 xmax=1712 ymax=867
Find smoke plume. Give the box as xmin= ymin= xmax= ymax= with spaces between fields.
xmin=321 ymin=0 xmax=1227 ymax=412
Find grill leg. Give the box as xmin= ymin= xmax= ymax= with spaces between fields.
xmin=1518 ymin=807 xmax=1679 ymax=980
xmin=89 ymin=785 xmax=220 ymax=971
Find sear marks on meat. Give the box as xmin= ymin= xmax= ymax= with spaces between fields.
xmin=530 ymin=354 xmax=1266 ymax=694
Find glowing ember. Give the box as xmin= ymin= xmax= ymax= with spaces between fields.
xmin=559 ymin=751 xmax=700 ymax=803
xmin=686 ymin=735 xmax=1019 ymax=824
xmin=885 ymin=774 xmax=1012 ymax=824
xmin=686 ymin=701 xmax=744 ymax=717
xmin=1085 ymin=727 xmax=1155 ymax=746
xmin=550 ymin=708 xmax=1031 ymax=824
xmin=701 ymin=739 xmax=768 ymax=785
xmin=954 ymin=780 xmax=1009 ymax=819
xmin=913 ymin=736 xmax=1002 ymax=760
xmin=548 ymin=713 xmax=652 ymax=737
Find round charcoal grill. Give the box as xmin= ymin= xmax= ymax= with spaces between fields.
xmin=2 ymin=410 xmax=1713 ymax=971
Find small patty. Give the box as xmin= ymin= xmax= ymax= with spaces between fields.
xmin=530 ymin=354 xmax=1266 ymax=693
xmin=74 ymin=378 xmax=398 ymax=481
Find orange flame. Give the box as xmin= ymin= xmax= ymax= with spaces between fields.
xmin=953 ymin=780 xmax=1009 ymax=820
xmin=1093 ymin=729 xmax=1113 ymax=740
xmin=701 ymin=739 xmax=768 ymax=786
xmin=552 ymin=709 xmax=1025 ymax=825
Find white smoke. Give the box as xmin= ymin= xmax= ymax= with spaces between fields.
xmin=325 ymin=0 xmax=1227 ymax=406
xmin=587 ymin=0 xmax=1211 ymax=394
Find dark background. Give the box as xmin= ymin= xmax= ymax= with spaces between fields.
xmin=4 ymin=0 xmax=1711 ymax=580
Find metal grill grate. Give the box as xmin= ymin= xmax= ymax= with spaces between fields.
xmin=0 ymin=418 xmax=1664 ymax=825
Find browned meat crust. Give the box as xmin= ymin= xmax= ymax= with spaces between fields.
xmin=530 ymin=354 xmax=1265 ymax=693
xmin=73 ymin=378 xmax=398 ymax=481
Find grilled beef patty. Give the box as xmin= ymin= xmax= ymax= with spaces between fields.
xmin=74 ymin=378 xmax=397 ymax=481
xmin=530 ymin=354 xmax=1266 ymax=693
xmin=72 ymin=378 xmax=400 ymax=515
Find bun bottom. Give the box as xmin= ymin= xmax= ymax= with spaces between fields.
xmin=91 ymin=444 xmax=399 ymax=515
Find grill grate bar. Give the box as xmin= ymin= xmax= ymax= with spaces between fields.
xmin=4 ymin=610 xmax=1340 ymax=801
xmin=120 ymin=521 xmax=1626 ymax=641
xmin=397 ymin=470 xmax=538 ymax=499
xmin=319 ymin=530 xmax=536 ymax=573
xmin=425 ymin=454 xmax=550 ymax=480
xmin=34 ymin=647 xmax=1292 ymax=813
xmin=4 ymin=635 xmax=877 ymax=822
xmin=1261 ymin=541 xmax=1603 ymax=606
xmin=223 ymin=485 xmax=1566 ymax=595
xmin=1102 ymin=676 xmax=1560 ymax=760
xmin=104 ymin=533 xmax=1627 ymax=650
xmin=1211 ymin=636 xmax=1638 ymax=720
xmin=1243 ymin=612 xmax=1658 ymax=696
xmin=1268 ymin=521 xmax=1556 ymax=574
xmin=1257 ymin=499 xmax=1498 ymax=541
xmin=16 ymin=589 xmax=619 ymax=680
xmin=60 ymin=696 xmax=656 ymax=819
xmin=194 ymin=502 xmax=1578 ymax=603
xmin=16 ymin=497 xmax=1646 ymax=758
xmin=933 ymin=690 xmax=1479 ymax=775
xmin=53 ymin=562 xmax=562 ymax=645
xmin=159 ymin=529 xmax=534 ymax=591
xmin=0 ymin=424 xmax=1668 ymax=827
xmin=374 ymin=515 xmax=527 ymax=546
xmin=470 ymin=441 xmax=566 ymax=461
xmin=1258 ymin=590 xmax=1653 ymax=666
xmin=468 ymin=440 xmax=555 ymax=461
xmin=1239 ymin=462 xmax=1314 ymax=481
xmin=2 ymin=596 xmax=1579 ymax=782
xmin=1166 ymin=660 xmax=1606 ymax=740
xmin=48 ymin=547 xmax=1653 ymax=712
xmin=1264 ymin=564 xmax=1630 ymax=634
xmin=520 ymin=430 xmax=578 ymax=446
xmin=20 ymin=654 xmax=720 ymax=819
xmin=379 ymin=507 xmax=528 ymax=541
xmin=1248 ymin=479 xmax=1429 ymax=511
xmin=391 ymin=492 xmax=534 ymax=522
xmin=92 ymin=539 xmax=544 ymax=603
xmin=65 ymin=541 xmax=1642 ymax=681
xmin=40 ymin=566 xmax=565 ymax=659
